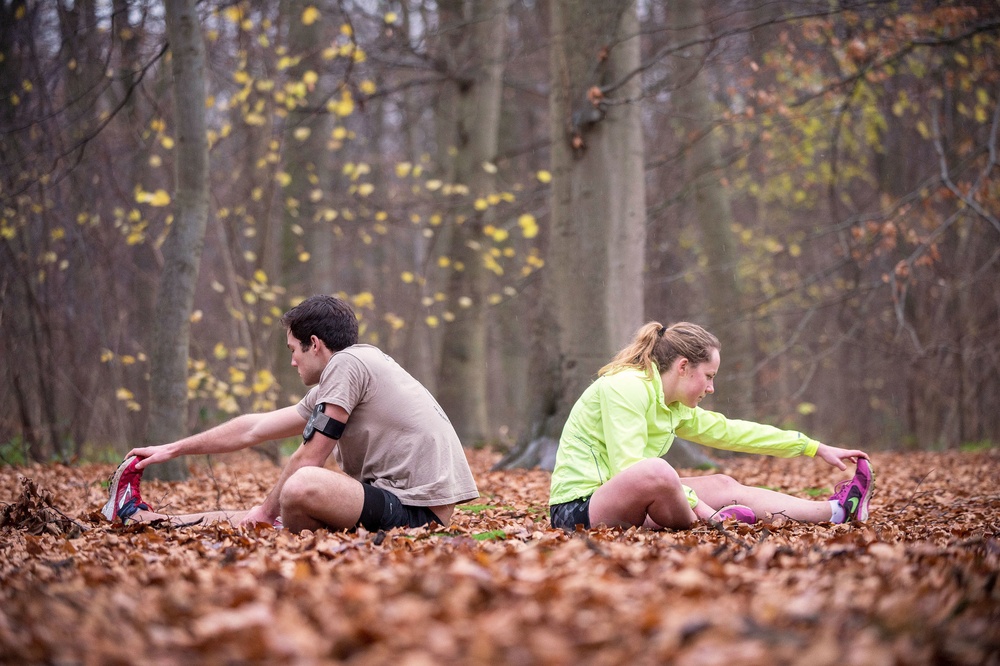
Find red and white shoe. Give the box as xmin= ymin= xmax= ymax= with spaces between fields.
xmin=101 ymin=455 xmax=151 ymax=522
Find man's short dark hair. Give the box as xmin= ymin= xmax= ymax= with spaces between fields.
xmin=280 ymin=295 xmax=359 ymax=352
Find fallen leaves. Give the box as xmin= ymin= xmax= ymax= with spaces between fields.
xmin=1 ymin=449 xmax=998 ymax=664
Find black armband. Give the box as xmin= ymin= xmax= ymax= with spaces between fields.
xmin=302 ymin=403 xmax=346 ymax=441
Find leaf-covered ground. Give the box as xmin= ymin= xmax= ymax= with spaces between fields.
xmin=2 ymin=449 xmax=998 ymax=665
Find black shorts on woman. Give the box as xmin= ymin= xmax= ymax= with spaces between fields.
xmin=550 ymin=496 xmax=593 ymax=530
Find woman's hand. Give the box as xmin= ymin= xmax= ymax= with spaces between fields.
xmin=815 ymin=443 xmax=869 ymax=471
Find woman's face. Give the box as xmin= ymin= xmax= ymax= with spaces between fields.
xmin=673 ymin=348 xmax=720 ymax=408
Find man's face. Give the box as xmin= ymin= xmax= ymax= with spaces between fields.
xmin=286 ymin=329 xmax=324 ymax=386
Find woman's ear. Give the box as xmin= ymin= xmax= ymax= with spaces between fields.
xmin=675 ymin=357 xmax=688 ymax=376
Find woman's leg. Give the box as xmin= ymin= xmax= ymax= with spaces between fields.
xmin=681 ymin=474 xmax=833 ymax=522
xmin=589 ymin=458 xmax=697 ymax=529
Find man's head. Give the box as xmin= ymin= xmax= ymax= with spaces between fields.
xmin=280 ymin=295 xmax=359 ymax=353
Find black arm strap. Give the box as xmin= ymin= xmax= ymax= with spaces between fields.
xmin=302 ymin=403 xmax=346 ymax=441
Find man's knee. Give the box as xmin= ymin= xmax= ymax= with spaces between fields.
xmin=279 ymin=467 xmax=326 ymax=510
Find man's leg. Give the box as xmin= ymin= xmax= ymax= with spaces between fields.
xmin=278 ymin=467 xmax=365 ymax=532
xmin=128 ymin=508 xmax=251 ymax=526
xmin=589 ymin=458 xmax=697 ymax=529
xmin=681 ymin=474 xmax=833 ymax=522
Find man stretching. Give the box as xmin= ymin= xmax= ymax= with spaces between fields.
xmin=102 ymin=295 xmax=479 ymax=533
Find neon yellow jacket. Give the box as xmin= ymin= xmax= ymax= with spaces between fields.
xmin=549 ymin=367 xmax=820 ymax=506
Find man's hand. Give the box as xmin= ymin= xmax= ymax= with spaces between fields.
xmin=240 ymin=504 xmax=277 ymax=527
xmin=126 ymin=444 xmax=178 ymax=470
xmin=815 ymin=443 xmax=869 ymax=471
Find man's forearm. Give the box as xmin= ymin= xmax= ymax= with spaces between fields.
xmin=169 ymin=414 xmax=262 ymax=457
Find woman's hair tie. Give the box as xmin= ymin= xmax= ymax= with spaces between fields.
xmin=657 ymin=326 xmax=666 ymax=338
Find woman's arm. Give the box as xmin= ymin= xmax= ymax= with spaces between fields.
xmin=814 ymin=443 xmax=869 ymax=470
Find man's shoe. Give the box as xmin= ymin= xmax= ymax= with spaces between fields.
xmin=829 ymin=458 xmax=875 ymax=522
xmin=713 ymin=504 xmax=757 ymax=525
xmin=101 ymin=456 xmax=151 ymax=522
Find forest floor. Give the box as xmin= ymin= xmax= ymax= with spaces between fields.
xmin=1 ymin=448 xmax=998 ymax=665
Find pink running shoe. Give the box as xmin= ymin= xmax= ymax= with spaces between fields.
xmin=101 ymin=455 xmax=151 ymax=522
xmin=713 ymin=504 xmax=757 ymax=525
xmin=829 ymin=457 xmax=875 ymax=522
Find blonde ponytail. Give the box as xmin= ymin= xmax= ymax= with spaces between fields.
xmin=599 ymin=321 xmax=720 ymax=378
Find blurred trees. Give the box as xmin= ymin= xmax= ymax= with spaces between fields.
xmin=1 ymin=1 xmax=998 ymax=465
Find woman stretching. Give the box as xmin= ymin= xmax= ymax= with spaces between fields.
xmin=549 ymin=322 xmax=874 ymax=531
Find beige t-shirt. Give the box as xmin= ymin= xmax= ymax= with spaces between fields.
xmin=295 ymin=344 xmax=479 ymax=507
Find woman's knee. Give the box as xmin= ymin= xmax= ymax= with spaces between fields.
xmin=628 ymin=458 xmax=683 ymax=494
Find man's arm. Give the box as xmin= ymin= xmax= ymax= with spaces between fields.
xmin=242 ymin=403 xmax=350 ymax=525
xmin=128 ymin=405 xmax=306 ymax=470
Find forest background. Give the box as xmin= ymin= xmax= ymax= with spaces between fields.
xmin=2 ymin=0 xmax=999 ymax=472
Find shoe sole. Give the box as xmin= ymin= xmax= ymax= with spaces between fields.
xmin=855 ymin=458 xmax=875 ymax=521
xmin=101 ymin=455 xmax=137 ymax=521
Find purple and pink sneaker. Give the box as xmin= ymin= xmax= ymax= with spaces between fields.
xmin=101 ymin=455 xmax=151 ymax=522
xmin=713 ymin=504 xmax=757 ymax=525
xmin=829 ymin=457 xmax=875 ymax=522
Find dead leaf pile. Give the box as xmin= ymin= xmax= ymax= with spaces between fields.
xmin=1 ymin=449 xmax=998 ymax=665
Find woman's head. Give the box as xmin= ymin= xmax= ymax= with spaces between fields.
xmin=280 ymin=295 xmax=359 ymax=353
xmin=600 ymin=321 xmax=721 ymax=379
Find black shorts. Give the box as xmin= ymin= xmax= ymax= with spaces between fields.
xmin=550 ymin=496 xmax=592 ymax=531
xmin=357 ymin=483 xmax=443 ymax=532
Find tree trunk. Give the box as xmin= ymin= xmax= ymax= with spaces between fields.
xmin=145 ymin=0 xmax=209 ymax=481
xmin=435 ymin=0 xmax=510 ymax=446
xmin=497 ymin=0 xmax=646 ymax=469
xmin=672 ymin=0 xmax=753 ymax=420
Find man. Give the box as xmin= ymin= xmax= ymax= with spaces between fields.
xmin=102 ymin=295 xmax=479 ymax=533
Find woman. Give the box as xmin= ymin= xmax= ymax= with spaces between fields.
xmin=549 ymin=322 xmax=874 ymax=531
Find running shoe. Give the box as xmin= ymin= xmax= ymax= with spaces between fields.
xmin=713 ymin=504 xmax=757 ymax=525
xmin=829 ymin=457 xmax=875 ymax=522
xmin=101 ymin=455 xmax=151 ymax=522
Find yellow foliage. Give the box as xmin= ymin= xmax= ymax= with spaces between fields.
xmin=213 ymin=342 xmax=228 ymax=360
xmin=253 ymin=370 xmax=275 ymax=394
xmin=302 ymin=6 xmax=320 ymax=26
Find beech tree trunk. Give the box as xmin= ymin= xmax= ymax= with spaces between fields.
xmin=435 ymin=0 xmax=510 ymax=446
xmin=145 ymin=0 xmax=209 ymax=480
xmin=498 ymin=0 xmax=645 ymax=469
